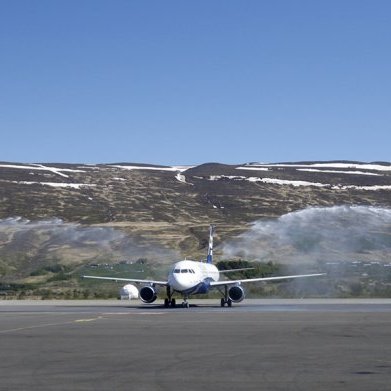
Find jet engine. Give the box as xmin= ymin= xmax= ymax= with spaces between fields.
xmin=228 ymin=285 xmax=245 ymax=303
xmin=139 ymin=286 xmax=158 ymax=303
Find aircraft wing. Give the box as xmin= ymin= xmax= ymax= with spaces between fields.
xmin=210 ymin=273 xmax=326 ymax=287
xmin=219 ymin=267 xmax=255 ymax=274
xmin=82 ymin=275 xmax=169 ymax=286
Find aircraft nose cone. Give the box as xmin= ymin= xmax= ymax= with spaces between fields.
xmin=170 ymin=273 xmax=192 ymax=291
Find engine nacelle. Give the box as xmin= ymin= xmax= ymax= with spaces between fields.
xmin=119 ymin=284 xmax=139 ymax=300
xmin=228 ymin=285 xmax=245 ymax=303
xmin=139 ymin=286 xmax=158 ymax=303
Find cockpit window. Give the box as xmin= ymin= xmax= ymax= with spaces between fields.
xmin=174 ymin=268 xmax=196 ymax=274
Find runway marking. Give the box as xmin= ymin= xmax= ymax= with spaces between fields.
xmin=0 ymin=316 xmax=103 ymax=334
xmin=101 ymin=312 xmax=167 ymax=315
xmin=0 ymin=320 xmax=77 ymax=334
xmin=74 ymin=317 xmax=102 ymax=323
xmin=137 ymin=312 xmax=166 ymax=315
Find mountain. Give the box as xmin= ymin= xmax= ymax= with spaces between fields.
xmin=1 ymin=160 xmax=390 ymax=223
xmin=0 ymin=160 xmax=390 ymax=287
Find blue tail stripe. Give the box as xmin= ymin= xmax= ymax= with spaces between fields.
xmin=207 ymin=224 xmax=215 ymax=264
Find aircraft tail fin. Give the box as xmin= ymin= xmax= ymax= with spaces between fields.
xmin=206 ymin=224 xmax=215 ymax=264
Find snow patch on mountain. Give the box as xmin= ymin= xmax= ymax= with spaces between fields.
xmin=243 ymin=162 xmax=391 ymax=172
xmin=297 ymin=169 xmax=382 ymax=176
xmin=0 ymin=164 xmax=85 ymax=177
xmin=8 ymin=181 xmax=96 ymax=189
xmin=110 ymin=164 xmax=191 ymax=172
xmin=207 ymin=175 xmax=391 ymax=190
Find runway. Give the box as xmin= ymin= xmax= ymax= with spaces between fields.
xmin=1 ymin=299 xmax=391 ymax=391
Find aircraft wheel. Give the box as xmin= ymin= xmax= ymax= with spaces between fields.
xmin=220 ymin=298 xmax=225 ymax=307
xmin=227 ymin=299 xmax=232 ymax=307
xmin=164 ymin=298 xmax=169 ymax=308
xmin=171 ymin=298 xmax=176 ymax=308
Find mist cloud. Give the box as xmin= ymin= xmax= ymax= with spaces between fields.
xmin=0 ymin=217 xmax=178 ymax=264
xmin=222 ymin=206 xmax=391 ymax=264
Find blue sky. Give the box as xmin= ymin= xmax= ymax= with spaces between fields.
xmin=1 ymin=1 xmax=390 ymax=165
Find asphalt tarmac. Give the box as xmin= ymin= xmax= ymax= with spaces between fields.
xmin=1 ymin=299 xmax=391 ymax=391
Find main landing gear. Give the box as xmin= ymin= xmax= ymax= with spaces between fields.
xmin=220 ymin=285 xmax=232 ymax=307
xmin=221 ymin=298 xmax=232 ymax=307
xmin=163 ymin=297 xmax=189 ymax=308
xmin=164 ymin=298 xmax=176 ymax=308
xmin=164 ymin=286 xmax=177 ymax=308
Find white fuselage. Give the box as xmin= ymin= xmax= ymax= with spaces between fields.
xmin=167 ymin=260 xmax=220 ymax=294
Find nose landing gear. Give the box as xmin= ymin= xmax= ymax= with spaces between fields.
xmin=181 ymin=299 xmax=190 ymax=308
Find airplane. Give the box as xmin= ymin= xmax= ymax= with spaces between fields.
xmin=83 ymin=225 xmax=325 ymax=308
